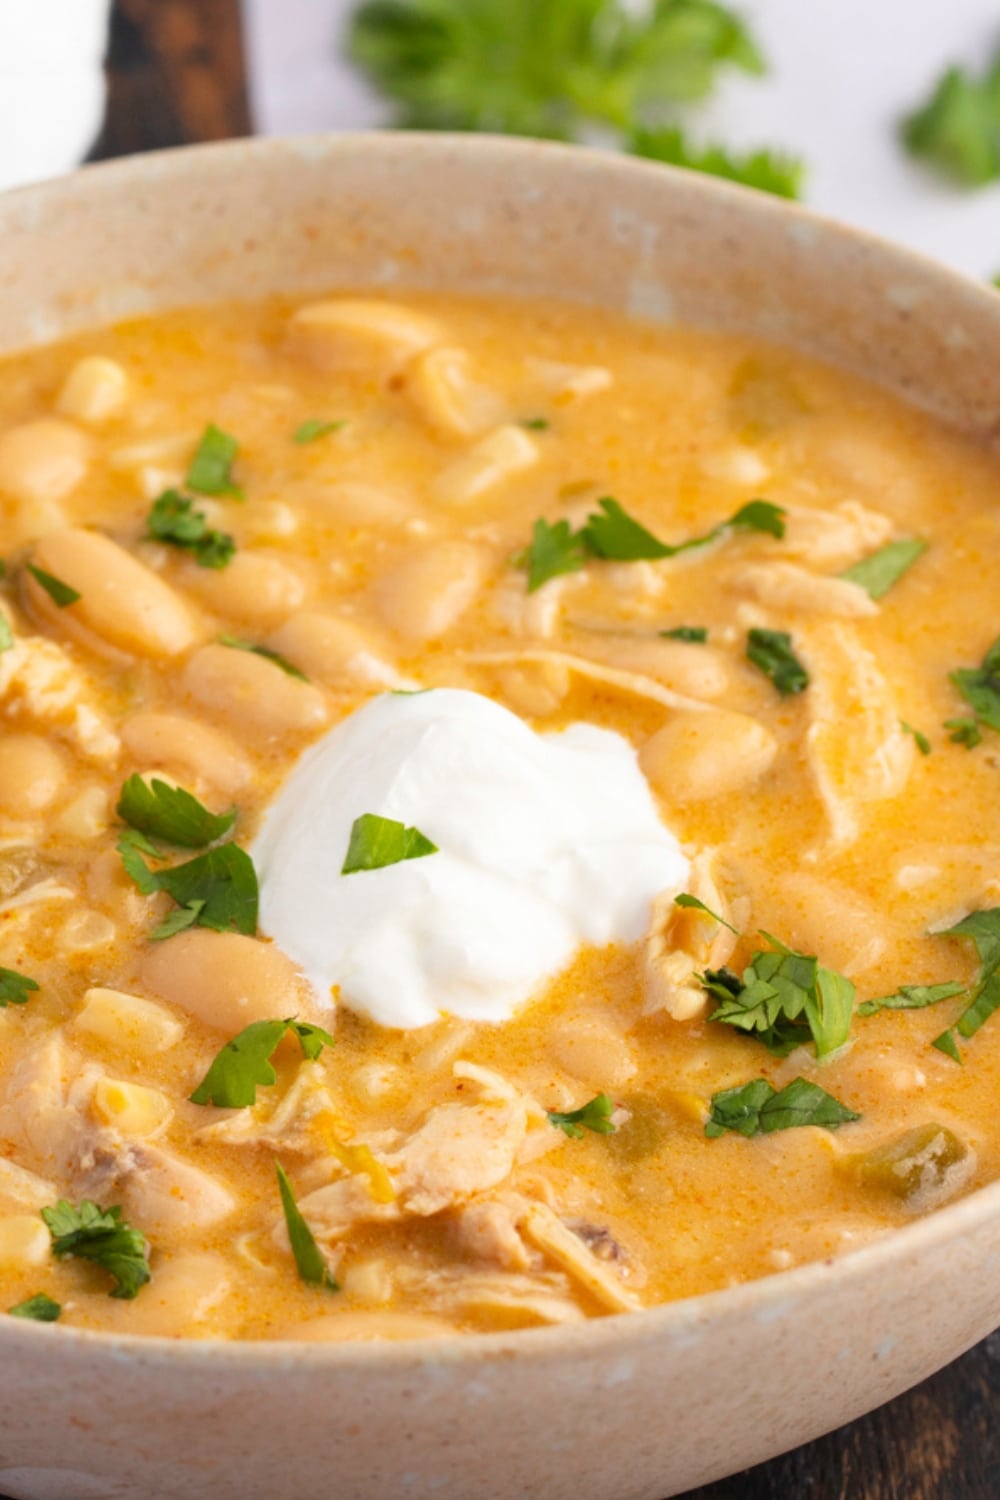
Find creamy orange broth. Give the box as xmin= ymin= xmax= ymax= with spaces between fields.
xmin=0 ymin=291 xmax=999 ymax=1339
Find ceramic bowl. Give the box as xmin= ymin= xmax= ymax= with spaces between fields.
xmin=1 ymin=134 xmax=1000 ymax=1500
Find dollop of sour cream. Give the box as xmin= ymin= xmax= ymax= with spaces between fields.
xmin=254 ymin=688 xmax=688 ymax=1029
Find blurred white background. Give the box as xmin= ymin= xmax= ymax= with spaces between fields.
xmin=245 ymin=0 xmax=1000 ymax=279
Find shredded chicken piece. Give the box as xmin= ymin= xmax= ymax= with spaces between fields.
xmin=0 ymin=1155 xmax=58 ymax=1212
xmin=195 ymin=1061 xmax=337 ymax=1153
xmin=436 ymin=1271 xmax=586 ymax=1327
xmin=451 ymin=1193 xmax=537 ymax=1273
xmin=0 ymin=1033 xmax=80 ymax=1175
xmin=297 ymin=1077 xmax=529 ymax=1243
xmin=464 ymin=650 xmax=711 ymax=714
xmin=1 ymin=636 xmax=120 ymax=762
xmin=801 ymin=624 xmax=915 ymax=850
xmin=729 ymin=561 xmax=877 ymax=619
xmin=778 ymin=499 xmax=894 ymax=571
xmin=519 ymin=1202 xmax=640 ymax=1313
xmin=643 ymin=851 xmax=747 ymax=1020
xmin=490 ymin=573 xmax=578 ymax=641
xmin=391 ymin=1099 xmax=527 ymax=1216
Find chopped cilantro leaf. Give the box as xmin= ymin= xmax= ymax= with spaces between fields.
xmin=521 ymin=417 xmax=550 ymax=431
xmin=8 ymin=1293 xmax=61 ymax=1322
xmin=42 ymin=1200 xmax=150 ymax=1300
xmin=945 ymin=716 xmax=983 ymax=748
xmin=117 ymin=773 xmax=235 ymax=849
xmin=276 ymin=1161 xmax=338 ymax=1290
xmin=514 ymin=517 xmax=589 ymax=593
xmin=705 ymin=1076 xmax=860 ymax=1138
xmin=118 ymin=836 xmax=259 ymax=938
xmin=342 ymin=813 xmax=438 ymax=874
xmin=902 ymin=50 xmax=1000 ymax=187
xmin=900 ymin=720 xmax=932 ymax=756
xmin=660 ymin=625 xmax=708 ymax=643
xmin=950 ymin=633 xmax=1000 ymax=736
xmin=147 ymin=490 xmax=236 ymax=570
xmin=191 ymin=1017 xmax=336 ymax=1108
xmin=674 ymin=892 xmax=738 ymax=934
xmin=0 ymin=967 xmax=39 ymax=1008
xmin=746 ymin=627 xmax=808 ymax=695
xmin=547 ymin=1093 xmax=616 ymax=1138
xmin=581 ymin=497 xmax=672 ymax=560
xmin=0 ymin=614 xmax=12 ymax=653
xmin=858 ymin=981 xmax=965 ymax=1018
xmin=26 ymin=564 xmax=80 ymax=608
xmin=515 ymin=496 xmax=786 ymax=589
xmin=631 ymin=125 xmax=803 ymax=198
xmin=218 ymin=634 xmax=308 ymax=681
xmin=703 ymin=932 xmax=854 ymax=1059
xmin=929 ymin=908 xmax=1000 ymax=1062
xmin=293 ymin=418 xmax=346 ymax=444
xmin=840 ymin=538 xmax=926 ymax=600
xmin=186 ymin=423 xmax=242 ymax=498
xmin=932 ymin=1030 xmax=963 ymax=1064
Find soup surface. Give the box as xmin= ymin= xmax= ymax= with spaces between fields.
xmin=0 ymin=291 xmax=999 ymax=1341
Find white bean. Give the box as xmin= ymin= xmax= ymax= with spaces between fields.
xmin=28 ymin=528 xmax=200 ymax=658
xmin=138 ymin=928 xmax=325 ymax=1031
xmin=182 ymin=550 xmax=308 ymax=628
xmin=181 ymin=643 xmax=330 ymax=737
xmin=121 ymin=712 xmax=252 ymax=796
xmin=640 ymin=708 xmax=778 ymax=803
xmin=288 ymin=298 xmax=442 ymax=372
xmin=374 ymin=540 xmax=489 ymax=643
xmin=0 ymin=418 xmax=90 ymax=505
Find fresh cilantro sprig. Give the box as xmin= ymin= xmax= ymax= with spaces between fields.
xmin=0 ymin=967 xmax=39 ymax=1008
xmin=119 ymin=834 xmax=259 ymax=940
xmin=342 ymin=813 xmax=438 ymax=873
xmin=147 ymin=490 xmax=236 ymax=570
xmin=931 ymin=908 xmax=1000 ymax=1063
xmin=702 ymin=931 xmax=855 ymax=1059
xmin=276 ymin=1161 xmax=338 ymax=1290
xmin=8 ymin=1293 xmax=61 ymax=1322
xmin=857 ymin=981 xmax=965 ymax=1019
xmin=117 ymin=777 xmax=257 ymax=939
xmin=117 ymin=774 xmax=235 ymax=849
xmin=191 ymin=1018 xmax=336 ymax=1108
xmin=705 ymin=1077 xmax=860 ymax=1139
xmin=41 ymin=1200 xmax=151 ymax=1300
xmin=516 ymin=496 xmax=785 ymax=592
xmin=348 ymin=0 xmax=765 ymax=139
xmin=631 ymin=125 xmax=803 ymax=198
xmin=948 ymin=633 xmax=1000 ymax=745
xmin=840 ymin=538 xmax=926 ymax=600
xmin=746 ymin=627 xmax=809 ymax=695
xmin=902 ymin=48 xmax=1000 ymax=187
xmin=547 ymin=1092 xmax=617 ymax=1138
xmin=218 ymin=635 xmax=309 ymax=682
xmin=187 ymin=423 xmax=242 ymax=498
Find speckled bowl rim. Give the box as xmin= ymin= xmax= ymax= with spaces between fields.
xmin=2 ymin=131 xmax=1000 ymax=1372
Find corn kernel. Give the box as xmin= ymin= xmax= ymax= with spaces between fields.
xmin=75 ymin=987 xmax=183 ymax=1051
xmin=92 ymin=1077 xmax=172 ymax=1137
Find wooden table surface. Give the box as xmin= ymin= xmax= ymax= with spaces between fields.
xmin=81 ymin=4 xmax=1000 ymax=1497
